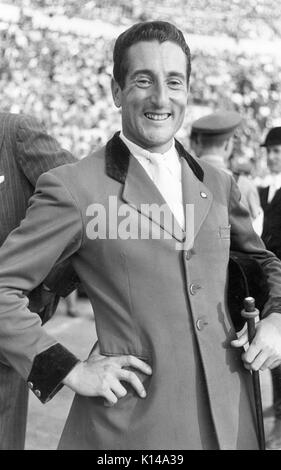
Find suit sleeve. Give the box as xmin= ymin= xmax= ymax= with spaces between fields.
xmin=15 ymin=114 xmax=76 ymax=185
xmin=15 ymin=114 xmax=80 ymax=307
xmin=229 ymin=176 xmax=281 ymax=317
xmin=0 ymin=171 xmax=83 ymax=402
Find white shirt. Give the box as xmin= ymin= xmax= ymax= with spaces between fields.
xmin=268 ymin=173 xmax=281 ymax=203
xmin=120 ymin=132 xmax=185 ymax=229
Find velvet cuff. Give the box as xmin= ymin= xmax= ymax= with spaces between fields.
xmin=27 ymin=343 xmax=80 ymax=403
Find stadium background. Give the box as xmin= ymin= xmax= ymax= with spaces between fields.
xmin=1 ymin=0 xmax=281 ymax=179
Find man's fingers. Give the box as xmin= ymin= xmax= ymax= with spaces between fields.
xmin=231 ymin=331 xmax=248 ymax=348
xmin=110 ymin=380 xmax=127 ymax=399
xmin=103 ymin=370 xmax=147 ymax=406
xmin=242 ymin=341 xmax=261 ymax=365
xmin=119 ymin=355 xmax=152 ymax=375
xmin=260 ymin=357 xmax=278 ymax=371
xmin=103 ymin=389 xmax=118 ymax=407
xmin=269 ymin=360 xmax=281 ymax=370
xmin=242 ymin=343 xmax=281 ymax=371
xmin=118 ymin=369 xmax=147 ymax=398
xmin=246 ymin=350 xmax=269 ymax=371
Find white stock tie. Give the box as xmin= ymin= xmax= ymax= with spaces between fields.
xmin=147 ymin=153 xmax=185 ymax=229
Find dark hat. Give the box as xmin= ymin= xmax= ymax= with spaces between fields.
xmin=191 ymin=110 xmax=242 ymax=136
xmin=260 ymin=127 xmax=281 ymax=147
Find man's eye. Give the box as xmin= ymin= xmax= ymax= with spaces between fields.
xmin=168 ymin=79 xmax=183 ymax=89
xmin=135 ymin=78 xmax=152 ymax=88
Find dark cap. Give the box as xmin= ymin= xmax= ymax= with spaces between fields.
xmin=191 ymin=111 xmax=242 ymax=136
xmin=260 ymin=127 xmax=281 ymax=147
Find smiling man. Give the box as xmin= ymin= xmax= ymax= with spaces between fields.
xmin=111 ymin=39 xmax=188 ymax=152
xmin=1 ymin=21 xmax=281 ymax=450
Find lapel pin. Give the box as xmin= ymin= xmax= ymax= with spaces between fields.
xmin=200 ymin=191 xmax=207 ymax=199
xmin=0 ymin=175 xmax=5 ymax=184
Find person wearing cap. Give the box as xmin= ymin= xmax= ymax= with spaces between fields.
xmin=259 ymin=126 xmax=281 ymax=449
xmin=1 ymin=21 xmax=281 ymax=450
xmin=190 ymin=111 xmax=263 ymax=232
xmin=190 ymin=110 xmax=241 ymax=172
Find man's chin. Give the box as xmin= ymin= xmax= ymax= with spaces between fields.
xmin=143 ymin=132 xmax=173 ymax=149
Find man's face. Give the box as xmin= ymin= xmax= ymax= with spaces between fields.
xmin=112 ymin=40 xmax=188 ymax=153
xmin=266 ymin=145 xmax=281 ymax=174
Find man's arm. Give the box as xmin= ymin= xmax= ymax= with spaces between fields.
xmin=0 ymin=170 xmax=83 ymax=392
xmin=15 ymin=113 xmax=75 ymax=184
xmin=0 ymin=171 xmax=151 ymax=404
xmin=228 ymin=177 xmax=281 ymax=370
xmin=15 ymin=114 xmax=80 ymax=314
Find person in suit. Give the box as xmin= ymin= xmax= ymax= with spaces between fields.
xmin=1 ymin=21 xmax=281 ymax=450
xmin=190 ymin=111 xmax=263 ymax=232
xmin=0 ymin=112 xmax=78 ymax=449
xmin=258 ymin=126 xmax=281 ymax=449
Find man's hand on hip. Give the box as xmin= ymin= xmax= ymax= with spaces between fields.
xmin=231 ymin=313 xmax=281 ymax=371
xmin=63 ymin=345 xmax=152 ymax=406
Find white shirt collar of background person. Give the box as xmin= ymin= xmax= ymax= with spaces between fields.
xmin=268 ymin=173 xmax=281 ymax=203
xmin=119 ymin=131 xmax=185 ymax=229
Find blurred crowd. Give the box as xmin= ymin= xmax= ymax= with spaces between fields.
xmin=1 ymin=1 xmax=281 ymax=174
xmin=5 ymin=0 xmax=281 ymax=40
xmin=0 ymin=18 xmax=118 ymax=157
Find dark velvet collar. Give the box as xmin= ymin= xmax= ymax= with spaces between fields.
xmin=105 ymin=132 xmax=204 ymax=184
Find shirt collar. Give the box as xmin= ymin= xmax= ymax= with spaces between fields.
xmin=119 ymin=131 xmax=175 ymax=159
xmin=271 ymin=173 xmax=281 ymax=188
xmin=119 ymin=132 xmax=180 ymax=178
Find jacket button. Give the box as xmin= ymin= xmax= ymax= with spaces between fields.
xmin=189 ymin=283 xmax=201 ymax=295
xmin=34 ymin=389 xmax=41 ymax=398
xmin=196 ymin=317 xmax=208 ymax=331
xmin=27 ymin=381 xmax=33 ymax=390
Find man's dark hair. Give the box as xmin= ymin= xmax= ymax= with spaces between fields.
xmin=113 ymin=21 xmax=191 ymax=89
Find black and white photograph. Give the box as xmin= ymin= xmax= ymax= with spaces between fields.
xmin=1 ymin=0 xmax=281 ymax=452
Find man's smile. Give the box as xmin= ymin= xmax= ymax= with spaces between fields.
xmin=144 ymin=112 xmax=171 ymax=121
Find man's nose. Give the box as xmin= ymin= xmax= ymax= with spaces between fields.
xmin=150 ymin=82 xmax=169 ymax=108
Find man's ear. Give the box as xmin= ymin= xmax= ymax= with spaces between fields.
xmin=111 ymin=78 xmax=122 ymax=108
xmin=224 ymin=136 xmax=234 ymax=159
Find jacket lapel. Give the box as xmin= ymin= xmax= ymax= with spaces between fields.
xmin=105 ymin=133 xmax=211 ymax=243
xmin=122 ymin=154 xmax=184 ymax=241
xmin=175 ymin=139 xmax=212 ymax=246
xmin=181 ymin=158 xmax=213 ymax=247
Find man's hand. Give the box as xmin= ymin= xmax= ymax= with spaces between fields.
xmin=63 ymin=344 xmax=152 ymax=406
xmin=231 ymin=313 xmax=281 ymax=371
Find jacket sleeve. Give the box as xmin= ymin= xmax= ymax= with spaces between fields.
xmin=15 ymin=114 xmax=80 ymax=310
xmin=229 ymin=176 xmax=281 ymax=317
xmin=0 ymin=170 xmax=83 ymax=402
xmin=15 ymin=114 xmax=76 ymax=185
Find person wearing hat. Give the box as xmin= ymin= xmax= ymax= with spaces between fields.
xmin=190 ymin=111 xmax=263 ymax=232
xmin=259 ymin=126 xmax=281 ymax=449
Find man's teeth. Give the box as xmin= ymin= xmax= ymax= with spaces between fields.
xmin=145 ymin=113 xmax=170 ymax=121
